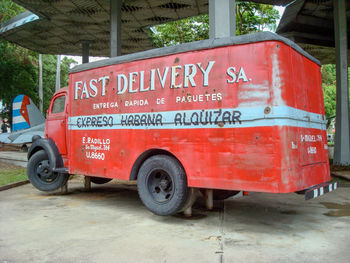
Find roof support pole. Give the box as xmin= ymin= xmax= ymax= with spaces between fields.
xmin=209 ymin=0 xmax=235 ymax=38
xmin=55 ymin=55 xmax=61 ymax=91
xmin=38 ymin=54 xmax=43 ymax=113
xmin=82 ymin=41 xmax=90 ymax=64
xmin=110 ymin=0 xmax=122 ymax=57
xmin=333 ymin=0 xmax=350 ymax=165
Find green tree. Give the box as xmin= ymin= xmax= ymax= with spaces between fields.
xmin=0 ymin=0 xmax=24 ymax=22
xmin=321 ymin=64 xmax=350 ymax=119
xmin=152 ymin=2 xmax=280 ymax=47
xmin=41 ymin=55 xmax=76 ymax=113
xmin=321 ymin=65 xmax=337 ymax=118
xmin=61 ymin=56 xmax=77 ymax=87
xmin=0 ymin=0 xmax=37 ymax=124
xmin=0 ymin=42 xmax=39 ymax=114
xmin=322 ymin=64 xmax=336 ymax=86
xmin=322 ymin=83 xmax=336 ymax=118
xmin=0 ymin=0 xmax=76 ymax=123
xmin=152 ymin=15 xmax=209 ymax=47
xmin=236 ymin=2 xmax=279 ymax=35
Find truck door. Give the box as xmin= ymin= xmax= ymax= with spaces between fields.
xmin=46 ymin=92 xmax=67 ymax=155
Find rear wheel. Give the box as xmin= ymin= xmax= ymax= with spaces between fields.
xmin=27 ymin=150 xmax=69 ymax=192
xmin=137 ymin=155 xmax=189 ymax=216
xmin=90 ymin=177 xmax=112 ymax=184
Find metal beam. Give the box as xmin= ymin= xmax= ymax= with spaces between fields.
xmin=333 ymin=0 xmax=350 ymax=165
xmin=282 ymin=31 xmax=333 ymax=42
xmin=55 ymin=55 xmax=61 ymax=91
xmin=110 ymin=0 xmax=122 ymax=57
xmin=281 ymin=31 xmax=334 ymax=48
xmin=296 ymin=15 xmax=333 ymax=30
xmin=82 ymin=41 xmax=90 ymax=64
xmin=38 ymin=54 xmax=43 ymax=113
xmin=209 ymin=0 xmax=235 ymax=39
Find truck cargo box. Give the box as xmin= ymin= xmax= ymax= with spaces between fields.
xmin=64 ymin=32 xmax=330 ymax=194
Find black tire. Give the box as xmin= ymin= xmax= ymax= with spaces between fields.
xmin=27 ymin=150 xmax=69 ymax=192
xmin=90 ymin=177 xmax=112 ymax=184
xmin=137 ymin=155 xmax=189 ymax=216
xmin=200 ymin=189 xmax=239 ymax=200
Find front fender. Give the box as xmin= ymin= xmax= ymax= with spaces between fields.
xmin=28 ymin=138 xmax=64 ymax=170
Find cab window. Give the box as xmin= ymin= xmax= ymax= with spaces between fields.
xmin=51 ymin=95 xmax=66 ymax=114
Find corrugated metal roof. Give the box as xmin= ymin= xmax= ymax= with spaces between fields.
xmin=248 ymin=0 xmax=292 ymax=5
xmin=0 ymin=0 xmax=293 ymax=56
xmin=277 ymin=0 xmax=350 ymax=64
xmin=300 ymin=44 xmax=350 ymax=65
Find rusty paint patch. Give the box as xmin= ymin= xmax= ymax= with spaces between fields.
xmin=217 ymin=122 xmax=224 ymax=128
xmin=264 ymin=106 xmax=271 ymax=114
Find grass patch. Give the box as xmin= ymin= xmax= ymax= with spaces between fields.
xmin=0 ymin=167 xmax=27 ymax=186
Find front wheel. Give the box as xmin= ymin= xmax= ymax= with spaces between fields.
xmin=137 ymin=155 xmax=189 ymax=216
xmin=27 ymin=150 xmax=69 ymax=192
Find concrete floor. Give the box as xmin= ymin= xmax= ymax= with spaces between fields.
xmin=0 ymin=180 xmax=349 ymax=263
xmin=0 ymin=151 xmax=27 ymax=167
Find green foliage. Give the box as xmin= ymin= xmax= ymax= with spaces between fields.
xmin=42 ymin=55 xmax=56 ymax=114
xmin=0 ymin=0 xmax=24 ymax=23
xmin=152 ymin=3 xmax=279 ymax=47
xmin=0 ymin=165 xmax=27 ymax=186
xmin=0 ymin=1 xmax=77 ymax=123
xmin=322 ymin=83 xmax=336 ymax=118
xmin=0 ymin=50 xmax=76 ymax=122
xmin=322 ymin=64 xmax=336 ymax=86
xmin=321 ymin=64 xmax=337 ymax=119
xmin=321 ymin=64 xmax=350 ymax=119
xmin=41 ymin=55 xmax=77 ymax=113
xmin=0 ymin=1 xmax=37 ymax=122
xmin=61 ymin=56 xmax=76 ymax=87
xmin=236 ymin=2 xmax=279 ymax=35
xmin=152 ymin=15 xmax=209 ymax=47
xmin=0 ymin=42 xmax=39 ymax=122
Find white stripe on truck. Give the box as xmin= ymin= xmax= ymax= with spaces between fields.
xmin=68 ymin=105 xmax=327 ymax=131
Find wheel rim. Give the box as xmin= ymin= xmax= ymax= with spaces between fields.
xmin=35 ymin=160 xmax=58 ymax=183
xmin=147 ymin=169 xmax=174 ymax=203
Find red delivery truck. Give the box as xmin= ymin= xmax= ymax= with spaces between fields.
xmin=27 ymin=32 xmax=337 ymax=216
